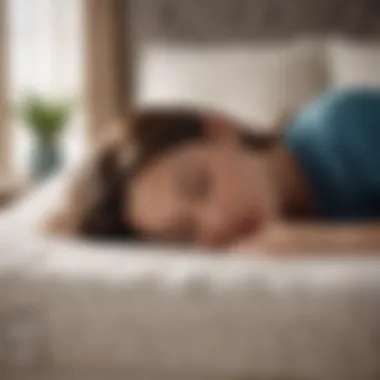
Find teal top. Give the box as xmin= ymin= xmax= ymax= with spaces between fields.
xmin=284 ymin=88 xmax=380 ymax=220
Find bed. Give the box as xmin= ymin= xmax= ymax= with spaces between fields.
xmin=2 ymin=1 xmax=380 ymax=379
xmin=1 ymin=173 xmax=380 ymax=380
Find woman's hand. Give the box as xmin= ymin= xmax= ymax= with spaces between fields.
xmin=229 ymin=222 xmax=380 ymax=257
xmin=229 ymin=223 xmax=301 ymax=256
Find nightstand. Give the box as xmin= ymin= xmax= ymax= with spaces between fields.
xmin=0 ymin=180 xmax=26 ymax=209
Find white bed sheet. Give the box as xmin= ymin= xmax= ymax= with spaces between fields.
xmin=1 ymin=173 xmax=380 ymax=380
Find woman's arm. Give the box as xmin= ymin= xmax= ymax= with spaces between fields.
xmin=231 ymin=223 xmax=380 ymax=257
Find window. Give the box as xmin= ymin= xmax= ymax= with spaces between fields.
xmin=8 ymin=0 xmax=84 ymax=179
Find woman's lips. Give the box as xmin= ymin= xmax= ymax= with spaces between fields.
xmin=207 ymin=214 xmax=261 ymax=248
xmin=235 ymin=215 xmax=260 ymax=238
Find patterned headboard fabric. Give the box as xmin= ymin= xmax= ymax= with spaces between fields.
xmin=133 ymin=0 xmax=380 ymax=43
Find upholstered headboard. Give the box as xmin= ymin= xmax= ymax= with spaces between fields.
xmin=134 ymin=0 xmax=380 ymax=125
xmin=134 ymin=0 xmax=380 ymax=43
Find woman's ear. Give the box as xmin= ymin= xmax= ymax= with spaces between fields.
xmin=203 ymin=114 xmax=240 ymax=144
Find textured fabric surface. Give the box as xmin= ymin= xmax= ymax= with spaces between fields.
xmin=134 ymin=0 xmax=380 ymax=43
xmin=1 ymin=185 xmax=380 ymax=380
xmin=1 ymin=242 xmax=380 ymax=380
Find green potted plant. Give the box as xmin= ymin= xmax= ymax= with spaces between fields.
xmin=18 ymin=95 xmax=72 ymax=181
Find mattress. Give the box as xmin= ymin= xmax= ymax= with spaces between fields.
xmin=1 ymin=173 xmax=380 ymax=380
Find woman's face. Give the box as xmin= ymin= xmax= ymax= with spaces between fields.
xmin=128 ymin=124 xmax=279 ymax=247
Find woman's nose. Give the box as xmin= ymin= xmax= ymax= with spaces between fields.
xmin=200 ymin=207 xmax=233 ymax=246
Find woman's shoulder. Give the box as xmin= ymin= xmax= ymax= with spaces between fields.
xmin=313 ymin=87 xmax=380 ymax=120
xmin=284 ymin=87 xmax=380 ymax=218
xmin=286 ymin=87 xmax=380 ymax=140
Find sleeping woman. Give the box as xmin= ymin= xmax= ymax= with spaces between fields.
xmin=47 ymin=87 xmax=380 ymax=255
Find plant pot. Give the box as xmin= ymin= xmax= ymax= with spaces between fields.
xmin=31 ymin=138 xmax=62 ymax=181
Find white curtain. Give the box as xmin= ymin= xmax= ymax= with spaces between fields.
xmin=9 ymin=0 xmax=84 ymax=178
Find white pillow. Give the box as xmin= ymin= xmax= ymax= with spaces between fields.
xmin=328 ymin=40 xmax=380 ymax=88
xmin=137 ymin=40 xmax=327 ymax=130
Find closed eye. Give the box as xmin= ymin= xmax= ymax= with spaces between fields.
xmin=179 ymin=165 xmax=212 ymax=201
xmin=191 ymin=167 xmax=212 ymax=199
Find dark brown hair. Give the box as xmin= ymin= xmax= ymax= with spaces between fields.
xmin=48 ymin=106 xmax=279 ymax=241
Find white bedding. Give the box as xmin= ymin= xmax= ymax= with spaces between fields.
xmin=1 ymin=173 xmax=380 ymax=380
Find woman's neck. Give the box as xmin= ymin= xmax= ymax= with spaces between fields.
xmin=267 ymin=145 xmax=318 ymax=219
